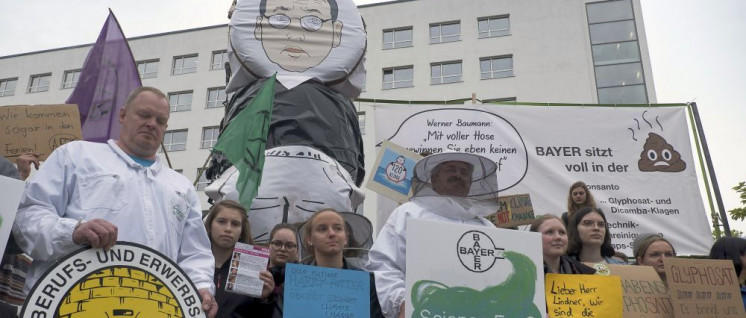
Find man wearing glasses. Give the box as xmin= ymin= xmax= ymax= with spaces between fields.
xmin=255 ymin=0 xmax=343 ymax=72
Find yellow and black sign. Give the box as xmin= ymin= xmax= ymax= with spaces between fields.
xmin=21 ymin=242 xmax=207 ymax=318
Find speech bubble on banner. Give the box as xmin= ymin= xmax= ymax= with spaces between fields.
xmin=0 ymin=104 xmax=82 ymax=161
xmin=21 ymin=242 xmax=207 ymax=318
xmin=382 ymin=108 xmax=528 ymax=191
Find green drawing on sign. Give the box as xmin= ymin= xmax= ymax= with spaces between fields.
xmin=411 ymin=251 xmax=541 ymax=318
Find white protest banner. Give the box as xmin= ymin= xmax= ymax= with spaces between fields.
xmin=373 ymin=103 xmax=712 ymax=255
xmin=21 ymin=242 xmax=207 ymax=318
xmin=0 ymin=175 xmax=25 ymax=254
xmin=406 ymin=218 xmax=546 ymax=318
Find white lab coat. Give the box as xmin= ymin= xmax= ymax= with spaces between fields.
xmin=365 ymin=197 xmax=493 ymax=317
xmin=13 ymin=140 xmax=215 ymax=294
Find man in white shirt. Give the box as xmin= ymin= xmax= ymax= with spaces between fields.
xmin=366 ymin=152 xmax=500 ymax=318
xmin=13 ymin=87 xmax=218 ymax=317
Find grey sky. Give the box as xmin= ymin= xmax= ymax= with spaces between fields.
xmin=1 ymin=0 xmax=744 ymax=234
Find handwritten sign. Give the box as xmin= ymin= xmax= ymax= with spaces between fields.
xmin=664 ymin=258 xmax=746 ymax=317
xmin=367 ymin=140 xmax=422 ymax=203
xmin=484 ymin=193 xmax=536 ymax=227
xmin=0 ymin=175 xmax=25 ymax=254
xmin=545 ymin=273 xmax=623 ymax=318
xmin=21 ymin=242 xmax=207 ymax=318
xmin=605 ymin=264 xmax=673 ymax=318
xmin=0 ymin=104 xmax=82 ymax=161
xmin=284 ymin=263 xmax=370 ymax=318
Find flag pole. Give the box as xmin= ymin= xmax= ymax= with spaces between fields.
xmin=194 ymin=153 xmax=211 ymax=187
xmin=160 ymin=142 xmax=173 ymax=168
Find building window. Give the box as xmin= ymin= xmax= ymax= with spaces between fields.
xmin=586 ymin=0 xmax=647 ymax=104
xmin=431 ymin=61 xmax=462 ymax=85
xmin=201 ymin=126 xmax=220 ymax=149
xmin=587 ymin=0 xmax=634 ymax=24
xmin=137 ymin=59 xmax=159 ymax=79
xmin=0 ymin=78 xmax=18 ymax=97
xmin=592 ymin=41 xmax=640 ymax=66
xmin=169 ymin=91 xmax=193 ymax=112
xmin=163 ymin=129 xmax=188 ymax=152
xmin=357 ymin=112 xmax=366 ymax=135
xmin=172 ymin=55 xmax=198 ymax=75
xmin=478 ymin=16 xmax=510 ymax=38
xmin=480 ymin=56 xmax=513 ymax=79
xmin=61 ymin=70 xmax=81 ymax=89
xmin=382 ymin=66 xmax=414 ymax=89
xmin=211 ymin=51 xmax=228 ymax=70
xmin=206 ymin=87 xmax=227 ymax=108
xmin=430 ymin=21 xmax=460 ymax=44
xmin=383 ymin=27 xmax=413 ymax=49
xmin=28 ymin=73 xmax=51 ymax=93
xmin=196 ymin=168 xmax=209 ymax=191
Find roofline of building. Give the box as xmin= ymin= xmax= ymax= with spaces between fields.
xmin=358 ymin=0 xmax=417 ymax=9
xmin=1 ymin=1 xmax=418 ymax=59
xmin=0 ymin=23 xmax=230 ymax=60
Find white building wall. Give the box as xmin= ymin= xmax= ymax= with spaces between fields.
xmin=0 ymin=0 xmax=655 ymax=229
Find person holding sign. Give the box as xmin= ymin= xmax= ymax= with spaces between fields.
xmin=204 ymin=200 xmax=275 ymax=318
xmin=366 ymin=152 xmax=500 ymax=318
xmin=709 ymin=236 xmax=746 ymax=309
xmin=530 ymin=215 xmax=595 ymax=275
xmin=566 ymin=207 xmax=625 ymax=265
xmin=634 ymin=234 xmax=676 ymax=282
xmin=12 ymin=87 xmax=218 ymax=317
xmin=561 ymin=181 xmax=596 ymax=226
xmin=258 ymin=209 xmax=383 ymax=318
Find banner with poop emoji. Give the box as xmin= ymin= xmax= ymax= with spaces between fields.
xmin=373 ymin=104 xmax=713 ymax=256
xmin=638 ymin=133 xmax=686 ymax=172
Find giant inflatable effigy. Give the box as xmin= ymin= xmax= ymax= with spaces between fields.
xmin=206 ymin=0 xmax=367 ymax=242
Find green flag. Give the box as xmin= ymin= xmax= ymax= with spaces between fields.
xmin=212 ymin=75 xmax=276 ymax=209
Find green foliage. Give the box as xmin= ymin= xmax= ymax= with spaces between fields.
xmin=728 ymin=182 xmax=746 ymax=221
xmin=713 ymin=228 xmax=744 ymax=240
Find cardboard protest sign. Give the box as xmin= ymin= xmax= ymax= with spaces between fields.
xmin=0 ymin=104 xmax=82 ymax=161
xmin=373 ymin=104 xmax=713 ymax=256
xmin=664 ymin=258 xmax=746 ymax=317
xmin=284 ymin=263 xmax=370 ymax=318
xmin=406 ymin=218 xmax=546 ymax=318
xmin=21 ymin=242 xmax=207 ymax=318
xmin=0 ymin=175 xmax=25 ymax=254
xmin=484 ymin=193 xmax=536 ymax=227
xmin=545 ymin=273 xmax=623 ymax=318
xmin=367 ymin=140 xmax=422 ymax=203
xmin=605 ymin=264 xmax=673 ymax=318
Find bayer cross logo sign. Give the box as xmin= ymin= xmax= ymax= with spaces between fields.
xmin=456 ymin=230 xmax=505 ymax=272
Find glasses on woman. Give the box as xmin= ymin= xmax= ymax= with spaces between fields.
xmin=270 ymin=240 xmax=298 ymax=251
